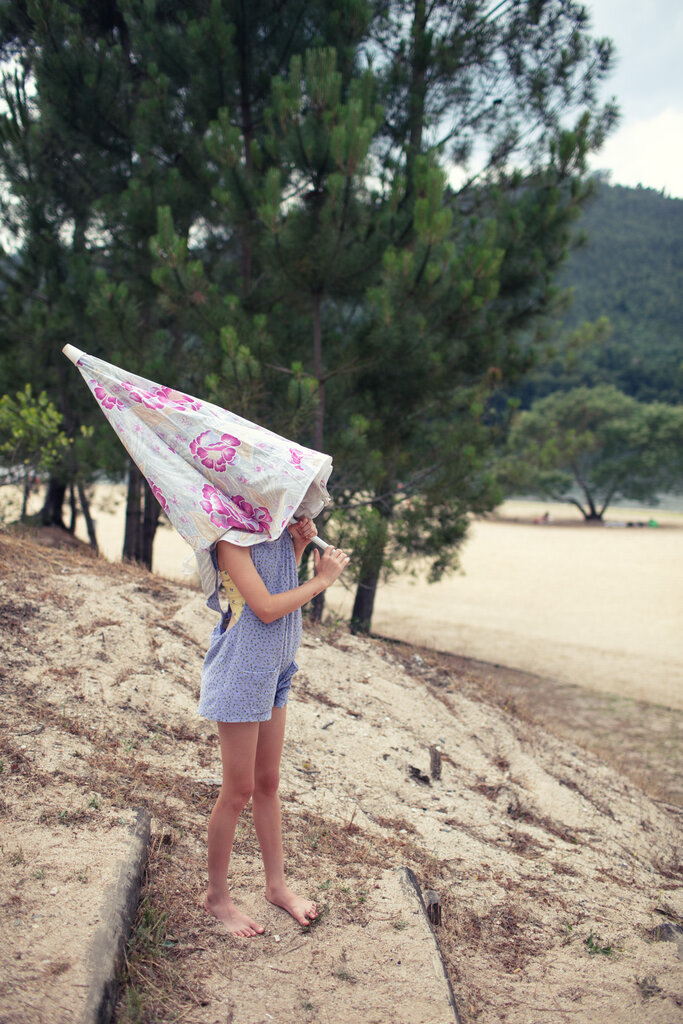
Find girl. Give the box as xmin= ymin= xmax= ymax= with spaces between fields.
xmin=198 ymin=517 xmax=349 ymax=937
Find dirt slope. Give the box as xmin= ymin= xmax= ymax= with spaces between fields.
xmin=1 ymin=529 xmax=681 ymax=1024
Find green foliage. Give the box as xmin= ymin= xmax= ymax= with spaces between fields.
xmin=0 ymin=384 xmax=68 ymax=483
xmin=502 ymin=386 xmax=683 ymax=519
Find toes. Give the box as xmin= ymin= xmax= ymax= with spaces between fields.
xmin=232 ymin=919 xmax=263 ymax=937
xmin=300 ymin=904 xmax=317 ymax=925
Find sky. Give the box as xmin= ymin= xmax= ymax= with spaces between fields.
xmin=586 ymin=0 xmax=683 ymax=198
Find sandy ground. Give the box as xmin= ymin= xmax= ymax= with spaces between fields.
xmin=16 ymin=483 xmax=680 ymax=711
xmin=1 ymin=528 xmax=682 ymax=1024
xmin=331 ymin=508 xmax=683 ymax=712
xmin=335 ymin=520 xmax=683 ymax=712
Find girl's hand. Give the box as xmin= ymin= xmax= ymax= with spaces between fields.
xmin=289 ymin=517 xmax=318 ymax=565
xmin=289 ymin=517 xmax=317 ymax=544
xmin=313 ymin=545 xmax=350 ymax=587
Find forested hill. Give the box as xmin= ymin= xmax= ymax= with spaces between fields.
xmin=531 ymin=182 xmax=683 ymax=404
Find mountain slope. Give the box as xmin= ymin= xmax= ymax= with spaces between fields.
xmin=527 ymin=182 xmax=683 ymax=403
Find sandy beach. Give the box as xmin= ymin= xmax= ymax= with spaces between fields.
xmin=330 ymin=505 xmax=683 ymax=712
xmin=5 ymin=483 xmax=681 ymax=709
xmin=38 ymin=485 xmax=683 ymax=713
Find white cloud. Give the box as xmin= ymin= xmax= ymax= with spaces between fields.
xmin=590 ymin=108 xmax=683 ymax=198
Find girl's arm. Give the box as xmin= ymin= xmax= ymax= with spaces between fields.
xmin=217 ymin=539 xmax=349 ymax=625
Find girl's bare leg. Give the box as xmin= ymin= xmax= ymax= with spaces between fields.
xmin=252 ymin=707 xmax=318 ymax=926
xmin=204 ymin=721 xmax=264 ymax=937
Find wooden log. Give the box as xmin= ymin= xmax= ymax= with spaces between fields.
xmin=430 ymin=744 xmax=442 ymax=780
xmin=425 ymin=889 xmax=442 ymax=927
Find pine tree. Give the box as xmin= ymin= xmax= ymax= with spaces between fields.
xmin=341 ymin=0 xmax=617 ymax=631
xmin=147 ymin=3 xmax=617 ymax=630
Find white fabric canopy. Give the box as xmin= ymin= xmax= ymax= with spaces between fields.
xmin=63 ymin=345 xmax=333 ymax=595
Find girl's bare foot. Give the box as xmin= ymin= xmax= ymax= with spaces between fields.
xmin=203 ymin=892 xmax=264 ymax=937
xmin=266 ymin=884 xmax=318 ymax=926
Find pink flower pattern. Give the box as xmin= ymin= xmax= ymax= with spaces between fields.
xmin=73 ymin=353 xmax=332 ymax=558
xmin=120 ymin=381 xmax=203 ymax=411
xmin=155 ymin=387 xmax=203 ymax=411
xmin=120 ymin=381 xmax=165 ymax=409
xmin=189 ymin=430 xmax=241 ymax=471
xmin=199 ymin=485 xmax=272 ymax=534
xmin=149 ymin=479 xmax=170 ymax=514
xmin=289 ymin=447 xmax=306 ymax=470
xmin=91 ymin=381 xmax=125 ymax=411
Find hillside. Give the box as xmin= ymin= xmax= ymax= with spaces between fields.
xmin=521 ymin=182 xmax=683 ymax=405
xmin=1 ymin=528 xmax=682 ymax=1023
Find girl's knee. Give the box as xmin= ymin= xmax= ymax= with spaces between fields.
xmin=254 ymin=769 xmax=280 ymax=799
xmin=219 ymin=779 xmax=254 ymax=812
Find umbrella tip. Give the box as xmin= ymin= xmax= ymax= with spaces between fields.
xmin=62 ymin=344 xmax=85 ymax=365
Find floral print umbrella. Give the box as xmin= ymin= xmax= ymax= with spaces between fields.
xmin=63 ymin=345 xmax=333 ymax=594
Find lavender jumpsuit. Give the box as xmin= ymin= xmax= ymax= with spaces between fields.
xmin=197 ymin=531 xmax=302 ymax=723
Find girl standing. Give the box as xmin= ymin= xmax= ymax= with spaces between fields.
xmin=198 ymin=517 xmax=349 ymax=936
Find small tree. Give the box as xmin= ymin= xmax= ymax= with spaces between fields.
xmin=0 ymin=384 xmax=68 ymax=520
xmin=502 ymin=385 xmax=683 ymax=520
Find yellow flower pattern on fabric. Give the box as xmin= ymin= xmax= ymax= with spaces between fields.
xmin=219 ymin=569 xmax=246 ymax=625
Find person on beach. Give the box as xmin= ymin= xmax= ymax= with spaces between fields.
xmin=198 ymin=517 xmax=349 ymax=937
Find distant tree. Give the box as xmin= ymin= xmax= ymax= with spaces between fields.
xmin=0 ymin=384 xmax=68 ymax=520
xmin=502 ymin=386 xmax=683 ymax=520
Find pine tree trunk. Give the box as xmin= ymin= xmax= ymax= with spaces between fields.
xmin=405 ymin=0 xmax=429 ymax=193
xmin=309 ymin=291 xmax=326 ymax=623
xmin=77 ymin=482 xmax=99 ymax=554
xmin=123 ymin=460 xmax=161 ymax=568
xmin=123 ymin=461 xmax=143 ymax=562
xmin=313 ymin=291 xmax=325 ymax=454
xmin=21 ymin=474 xmax=31 ymax=521
xmin=142 ymin=484 xmax=161 ymax=568
xmin=350 ymin=570 xmax=381 ymax=635
xmin=239 ymin=15 xmax=254 ymax=296
xmin=307 ymin=513 xmax=329 ymax=624
xmin=40 ymin=478 xmax=67 ymax=528
xmin=350 ymin=496 xmax=393 ymax=635
xmin=68 ymin=483 xmax=77 ymax=533
xmin=310 ymin=589 xmax=326 ymax=623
